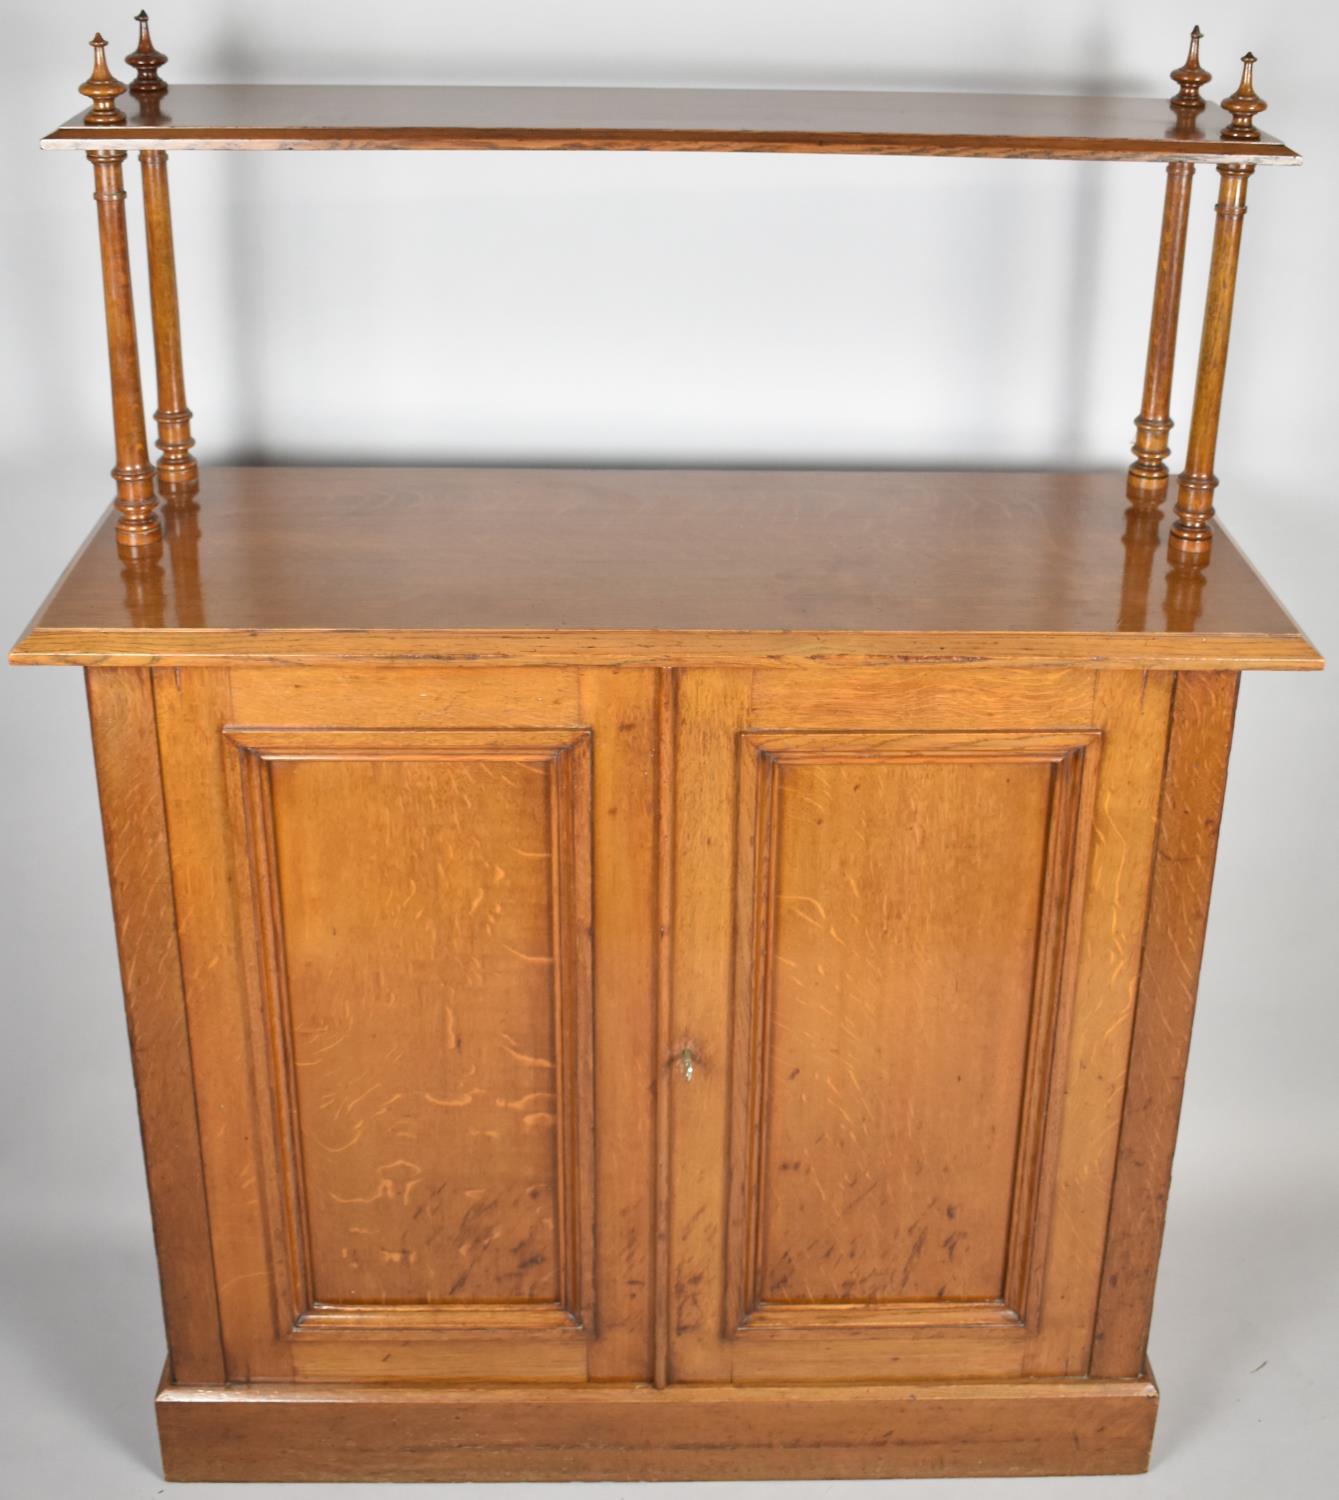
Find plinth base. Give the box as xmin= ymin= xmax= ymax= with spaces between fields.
xmin=156 ymin=1369 xmax=1159 ymax=1482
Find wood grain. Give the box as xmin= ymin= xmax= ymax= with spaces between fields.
xmin=666 ymin=670 xmax=752 ymax=1383
xmin=668 ymin=669 xmax=1178 ymax=1386
xmin=748 ymin=665 xmax=1096 ymax=728
xmin=1173 ymin=165 xmax=1256 ymax=554
xmin=41 ymin=83 xmax=1298 ymax=163
xmin=580 ymin=668 xmax=659 ymax=1380
xmin=734 ymin=733 xmax=1084 ymax=1314
xmin=231 ymin=729 xmax=591 ymax=1319
xmin=1090 ymin=671 xmax=1240 ymax=1377
xmin=153 ymin=666 xmax=279 ymax=1381
xmin=19 ymin=33 xmax=1320 ymax=1482
xmin=149 ymin=666 xmax=656 ymax=1384
xmin=1127 ymin=162 xmax=1195 ymax=503
xmin=87 ymin=149 xmax=158 ymax=547
xmin=228 ymin=665 xmax=582 ymax=727
xmin=85 ymin=667 xmax=224 ymax=1383
xmin=1019 ymin=672 xmax=1173 ymax=1377
xmin=139 ymin=150 xmax=198 ymax=493
xmin=155 ymin=1372 xmax=1159 ymax=1481
xmin=10 ymin=468 xmax=1319 ymax=672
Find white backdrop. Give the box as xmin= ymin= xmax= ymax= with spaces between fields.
xmin=2 ymin=3 xmax=1336 ymax=1497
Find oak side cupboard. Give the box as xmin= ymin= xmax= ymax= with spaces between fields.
xmin=10 ymin=17 xmax=1322 ymax=1483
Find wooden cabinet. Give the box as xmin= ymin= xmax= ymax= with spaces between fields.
xmin=58 ymin=635 xmax=1282 ymax=1481
xmin=117 ymin=658 xmax=1192 ymax=1397
xmin=14 ymin=20 xmax=1321 ymax=1485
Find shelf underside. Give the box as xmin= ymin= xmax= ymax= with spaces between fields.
xmin=12 ymin=467 xmax=1319 ymax=670
xmin=43 ymin=85 xmax=1298 ymax=163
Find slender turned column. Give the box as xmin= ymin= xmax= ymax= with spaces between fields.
xmin=1127 ymin=29 xmax=1212 ymax=506
xmin=80 ymin=35 xmax=159 ymax=550
xmin=1171 ymin=54 xmax=1267 ymax=557
xmin=140 ymin=151 xmax=198 ymax=493
xmin=1126 ymin=162 xmax=1195 ymax=504
xmin=127 ymin=13 xmax=197 ymax=495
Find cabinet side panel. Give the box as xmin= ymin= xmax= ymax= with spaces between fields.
xmin=86 ymin=666 xmax=225 ymax=1384
xmin=1090 ymin=671 xmax=1240 ymax=1377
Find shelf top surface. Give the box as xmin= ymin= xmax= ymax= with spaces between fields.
xmin=12 ymin=468 xmax=1320 ymax=671
xmin=43 ymin=85 xmax=1299 ymax=162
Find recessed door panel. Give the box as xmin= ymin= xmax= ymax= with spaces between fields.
xmin=242 ymin=736 xmax=588 ymax=1320
xmin=750 ymin=749 xmax=1054 ymax=1310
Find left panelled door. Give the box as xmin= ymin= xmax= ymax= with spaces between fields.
xmin=152 ymin=665 xmax=658 ymax=1384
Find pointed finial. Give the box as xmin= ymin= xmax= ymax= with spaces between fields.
xmin=1221 ymin=52 xmax=1267 ymax=140
xmin=79 ymin=34 xmax=127 ymax=126
xmin=1170 ymin=25 xmax=1212 ymax=114
xmin=126 ymin=11 xmax=168 ymax=97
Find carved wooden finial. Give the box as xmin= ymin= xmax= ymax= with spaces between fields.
xmin=1170 ymin=25 xmax=1212 ymax=114
xmin=126 ymin=10 xmax=168 ymax=98
xmin=1221 ymin=52 xmax=1267 ymax=140
xmin=80 ymin=33 xmax=127 ymax=126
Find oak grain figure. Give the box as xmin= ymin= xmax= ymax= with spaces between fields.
xmin=8 ymin=16 xmax=1320 ymax=1484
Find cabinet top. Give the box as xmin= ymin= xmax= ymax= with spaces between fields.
xmin=10 ymin=467 xmax=1320 ymax=672
xmin=42 ymin=84 xmax=1299 ymax=163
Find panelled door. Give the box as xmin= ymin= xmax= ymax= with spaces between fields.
xmin=154 ymin=664 xmax=658 ymax=1384
xmin=666 ymin=666 xmax=1172 ymax=1384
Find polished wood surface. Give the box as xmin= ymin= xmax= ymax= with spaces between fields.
xmin=139 ymin=149 xmax=197 ymax=492
xmin=126 ymin=11 xmax=168 ymax=100
xmin=1127 ymin=162 xmax=1195 ymax=502
xmin=1169 ymin=27 xmax=1212 ymax=118
xmin=77 ymin=33 xmax=126 ymax=126
xmin=155 ymin=1375 xmax=1159 ymax=1481
xmin=85 ymin=669 xmax=224 ymax=1385
xmin=10 ymin=467 xmax=1319 ymax=670
xmin=744 ymin=741 xmax=1062 ymax=1308
xmin=77 ymin=32 xmax=163 ymax=549
xmin=667 ymin=668 xmax=1164 ymax=1385
xmin=1221 ymin=53 xmax=1268 ymax=141
xmin=25 ymin=22 xmax=1320 ymax=1485
xmin=1091 ymin=671 xmax=1238 ymax=1376
xmin=238 ymin=730 xmax=590 ymax=1314
xmin=146 ymin=665 xmax=656 ymax=1384
xmin=1174 ymin=164 xmax=1254 ymax=555
xmin=87 ymin=147 xmax=158 ymax=548
xmin=78 ymin=654 xmax=1230 ymax=1475
xmin=41 ymin=83 xmax=1299 ymax=162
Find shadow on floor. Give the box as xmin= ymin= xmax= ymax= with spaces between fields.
xmin=0 ymin=1227 xmax=164 ymax=1474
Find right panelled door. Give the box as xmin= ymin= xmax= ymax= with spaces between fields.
xmin=666 ymin=666 xmax=1171 ymax=1384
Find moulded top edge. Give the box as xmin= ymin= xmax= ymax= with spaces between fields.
xmin=40 ymin=84 xmax=1301 ymax=163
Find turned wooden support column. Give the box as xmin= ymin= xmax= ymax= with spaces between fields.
xmin=81 ymin=35 xmax=159 ymax=550
xmin=1127 ymin=30 xmax=1211 ymax=506
xmin=1171 ymin=53 xmax=1267 ymax=558
xmin=1126 ymin=162 xmax=1195 ymax=504
xmin=128 ymin=13 xmax=198 ymax=495
xmin=139 ymin=151 xmax=198 ymax=493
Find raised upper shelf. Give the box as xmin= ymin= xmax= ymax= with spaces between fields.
xmin=11 ymin=467 xmax=1320 ymax=671
xmin=42 ymin=84 xmax=1299 ymax=163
